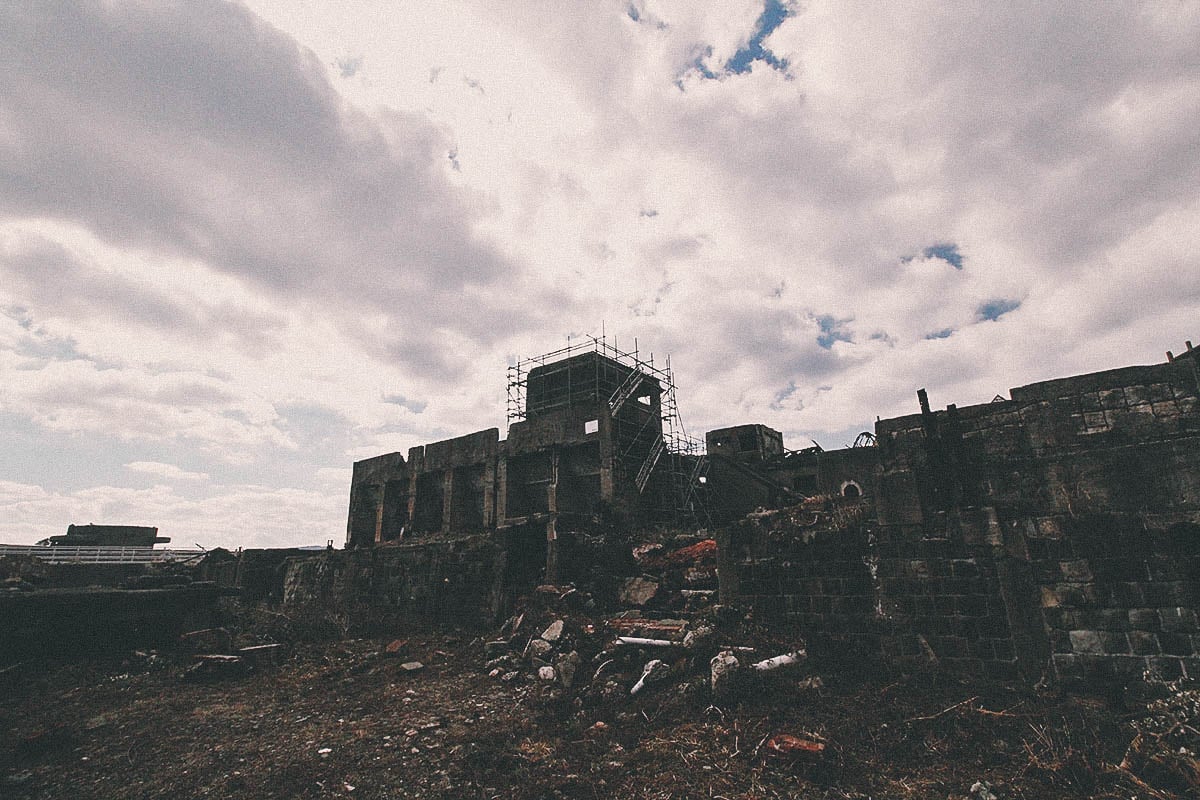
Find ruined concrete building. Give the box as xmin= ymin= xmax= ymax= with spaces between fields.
xmin=341 ymin=337 xmax=1200 ymax=683
xmin=346 ymin=337 xmax=704 ymax=579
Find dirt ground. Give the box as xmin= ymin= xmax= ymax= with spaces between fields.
xmin=1 ymin=623 xmax=1188 ymax=800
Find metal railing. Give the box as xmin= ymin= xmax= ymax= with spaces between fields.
xmin=0 ymin=545 xmax=205 ymax=564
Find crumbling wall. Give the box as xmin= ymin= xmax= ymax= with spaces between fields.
xmin=720 ymin=352 xmax=1200 ymax=683
xmin=720 ymin=503 xmax=1020 ymax=678
xmin=282 ymin=535 xmax=506 ymax=631
xmin=1024 ymin=513 xmax=1200 ymax=683
xmin=0 ymin=584 xmax=220 ymax=659
xmin=876 ymin=357 xmax=1200 ymax=682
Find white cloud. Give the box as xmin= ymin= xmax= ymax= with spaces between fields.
xmin=125 ymin=461 xmax=211 ymax=483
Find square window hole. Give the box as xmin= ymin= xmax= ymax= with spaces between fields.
xmin=584 ymin=419 xmax=599 ymax=434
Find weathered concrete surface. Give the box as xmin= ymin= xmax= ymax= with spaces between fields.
xmin=720 ymin=349 xmax=1200 ymax=684
xmin=0 ymin=584 xmax=220 ymax=660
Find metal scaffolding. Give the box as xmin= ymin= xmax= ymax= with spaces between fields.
xmin=506 ymin=334 xmax=706 ymax=525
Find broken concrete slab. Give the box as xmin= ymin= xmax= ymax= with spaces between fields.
xmin=618 ymin=577 xmax=659 ymax=607
xmin=526 ymin=638 xmax=553 ymax=660
xmin=238 ymin=643 xmax=285 ymax=670
xmin=179 ymin=627 xmax=232 ymax=654
xmin=184 ymin=654 xmax=245 ymax=682
xmin=540 ymin=619 xmax=565 ymax=643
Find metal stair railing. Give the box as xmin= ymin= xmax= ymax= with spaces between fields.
xmin=635 ymin=436 xmax=665 ymax=494
xmin=608 ymin=370 xmax=645 ymax=416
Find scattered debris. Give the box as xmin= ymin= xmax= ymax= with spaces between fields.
xmin=179 ymin=627 xmax=232 ymax=654
xmin=617 ymin=577 xmax=659 ymax=607
xmin=749 ymin=650 xmax=806 ymax=672
xmin=630 ymin=659 xmax=669 ymax=695
xmin=969 ymin=780 xmax=999 ymax=800
xmin=183 ymin=654 xmax=246 ymax=682
xmin=763 ymin=732 xmax=826 ymax=760
xmin=710 ymin=650 xmax=740 ymax=703
xmin=540 ymin=620 xmax=564 ymax=643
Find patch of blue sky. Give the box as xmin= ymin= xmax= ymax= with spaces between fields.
xmin=771 ymin=381 xmax=798 ymax=409
xmin=725 ymin=0 xmax=793 ymax=74
xmin=816 ymin=315 xmax=852 ymax=349
xmin=925 ymin=328 xmax=955 ymax=340
xmin=901 ymin=242 xmax=964 ymax=270
xmin=978 ymin=298 xmax=1021 ymax=321
xmin=922 ymin=243 xmax=963 ymax=269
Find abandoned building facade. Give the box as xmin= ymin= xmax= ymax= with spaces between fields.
xmin=343 ymin=338 xmax=1200 ymax=684
xmin=346 ymin=339 xmax=708 ymax=557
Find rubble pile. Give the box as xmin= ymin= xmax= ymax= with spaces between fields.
xmin=177 ymin=625 xmax=287 ymax=682
xmin=1121 ymin=681 xmax=1200 ymax=794
xmin=478 ymin=537 xmax=821 ymax=729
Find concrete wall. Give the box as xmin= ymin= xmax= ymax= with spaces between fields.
xmin=719 ymin=352 xmax=1200 ymax=683
xmin=282 ymin=535 xmax=508 ymax=629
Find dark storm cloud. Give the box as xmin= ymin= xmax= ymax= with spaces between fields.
xmin=0 ymin=0 xmax=522 ymax=342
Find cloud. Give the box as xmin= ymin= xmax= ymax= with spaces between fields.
xmin=0 ymin=0 xmax=528 ymax=344
xmin=0 ymin=479 xmax=343 ymax=549
xmin=125 ymin=461 xmax=210 ymax=483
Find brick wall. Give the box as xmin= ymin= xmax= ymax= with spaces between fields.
xmin=1024 ymin=513 xmax=1200 ymax=683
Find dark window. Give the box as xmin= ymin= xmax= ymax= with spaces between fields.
xmin=792 ymin=474 xmax=818 ymax=493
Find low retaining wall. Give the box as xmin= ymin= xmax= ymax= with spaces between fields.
xmin=281 ymin=535 xmax=507 ymax=631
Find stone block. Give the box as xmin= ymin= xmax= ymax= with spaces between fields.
xmin=1146 ymin=656 xmax=1184 ymax=682
xmin=1158 ymin=632 xmax=1194 ymax=656
xmin=1051 ymin=654 xmax=1082 ymax=680
xmin=1097 ymin=609 xmax=1130 ymax=631
xmin=1160 ymin=607 xmax=1199 ymax=633
xmin=1127 ymin=631 xmax=1160 ymax=656
xmin=1059 ymin=560 xmax=1093 ymax=582
xmin=1046 ymin=628 xmax=1075 ymax=652
xmin=1069 ymin=629 xmax=1104 ymax=654
xmin=618 ymin=577 xmax=659 ymax=607
xmin=1128 ymin=607 xmax=1160 ymax=630
xmin=1098 ymin=631 xmax=1130 ymax=654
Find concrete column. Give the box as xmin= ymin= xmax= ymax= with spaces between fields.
xmin=442 ymin=469 xmax=454 ymax=534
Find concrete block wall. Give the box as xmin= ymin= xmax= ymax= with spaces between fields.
xmin=717 ymin=353 xmax=1200 ymax=683
xmin=719 ymin=506 xmax=1023 ymax=678
xmin=1021 ymin=513 xmax=1200 ymax=683
xmin=282 ymin=535 xmax=505 ymax=630
xmin=872 ymin=521 xmax=1018 ymax=677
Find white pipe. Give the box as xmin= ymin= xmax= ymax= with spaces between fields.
xmin=749 ymin=650 xmax=807 ymax=672
xmin=615 ymin=636 xmax=675 ymax=648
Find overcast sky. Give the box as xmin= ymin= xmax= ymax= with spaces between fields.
xmin=2 ymin=1 xmax=1198 ymax=548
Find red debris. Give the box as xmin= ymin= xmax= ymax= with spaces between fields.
xmin=764 ymin=733 xmax=826 ymax=759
